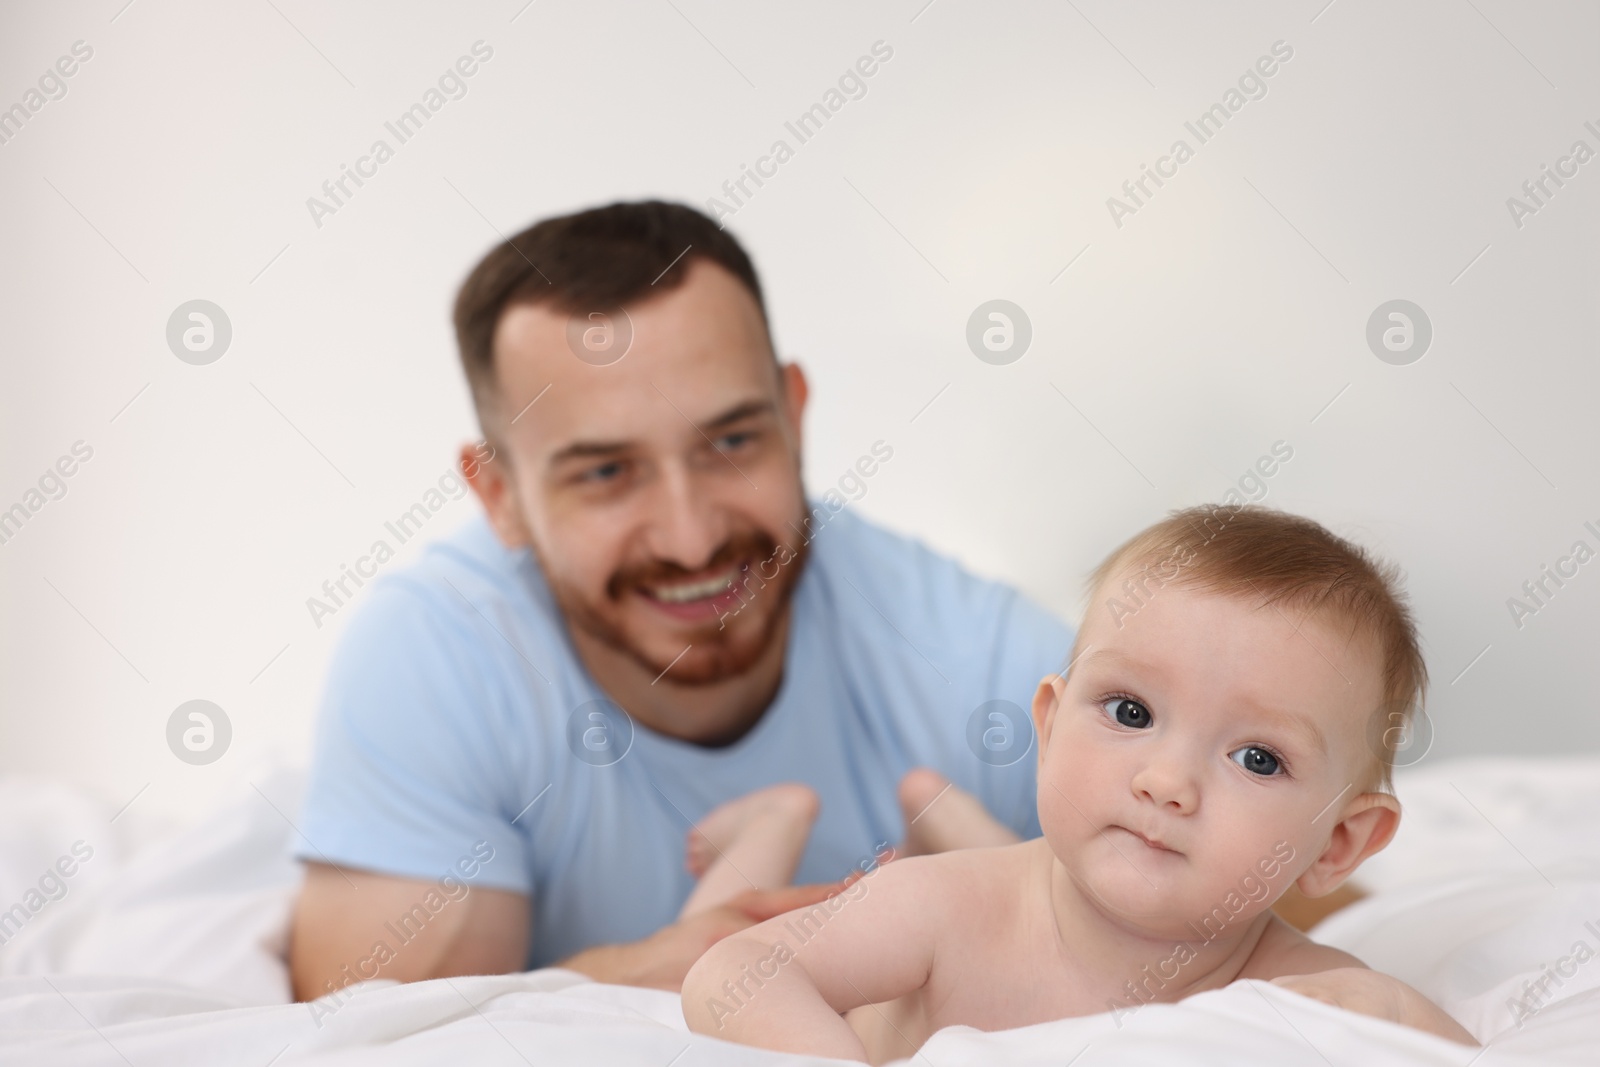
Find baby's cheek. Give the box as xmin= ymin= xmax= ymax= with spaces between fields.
xmin=1039 ymin=761 xmax=1104 ymax=847
xmin=1053 ymin=737 xmax=1119 ymax=806
xmin=1032 ymin=780 xmax=1074 ymax=851
xmin=1182 ymin=863 xmax=1282 ymax=936
xmin=1224 ymin=836 xmax=1303 ymax=905
xmin=1236 ymin=873 xmax=1273 ymax=905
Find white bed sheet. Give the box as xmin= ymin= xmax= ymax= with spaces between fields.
xmin=0 ymin=756 xmax=1595 ymax=1065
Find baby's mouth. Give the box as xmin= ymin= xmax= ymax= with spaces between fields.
xmin=1113 ymin=826 xmax=1181 ymax=855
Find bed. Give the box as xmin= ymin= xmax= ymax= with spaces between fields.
xmin=1 ymin=755 xmax=1596 ymax=1065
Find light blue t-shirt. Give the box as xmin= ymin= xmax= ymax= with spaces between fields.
xmin=294 ymin=504 xmax=1074 ymax=968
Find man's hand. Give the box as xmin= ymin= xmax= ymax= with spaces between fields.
xmin=558 ymin=882 xmax=842 ymax=991
xmin=1271 ymin=968 xmax=1478 ymax=1046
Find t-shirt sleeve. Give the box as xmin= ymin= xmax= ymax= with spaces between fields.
xmin=292 ymin=577 xmax=535 ymax=896
xmin=982 ymin=588 xmax=1076 ymax=840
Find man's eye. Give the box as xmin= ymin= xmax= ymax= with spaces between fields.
xmin=580 ymin=461 xmax=626 ymax=483
xmin=1229 ymin=746 xmax=1282 ymax=777
xmin=1100 ymin=696 xmax=1152 ymax=729
xmin=715 ymin=431 xmax=754 ymax=452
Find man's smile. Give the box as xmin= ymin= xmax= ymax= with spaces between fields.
xmin=633 ymin=560 xmax=752 ymax=621
xmin=645 ymin=563 xmax=740 ymax=603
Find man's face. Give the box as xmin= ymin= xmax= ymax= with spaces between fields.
xmin=1031 ymin=569 xmax=1385 ymax=941
xmin=477 ymin=258 xmax=810 ymax=685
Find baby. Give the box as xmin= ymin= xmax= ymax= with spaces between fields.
xmin=681 ymin=502 xmax=1478 ymax=1060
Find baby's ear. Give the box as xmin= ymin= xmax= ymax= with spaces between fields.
xmin=1296 ymin=792 xmax=1401 ymax=898
xmin=1031 ymin=675 xmax=1064 ymax=753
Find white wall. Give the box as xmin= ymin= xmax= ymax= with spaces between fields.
xmin=2 ymin=0 xmax=1596 ymax=824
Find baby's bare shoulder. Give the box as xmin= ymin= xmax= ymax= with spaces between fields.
xmin=873 ymin=840 xmax=1038 ymax=912
xmin=1239 ymin=913 xmax=1367 ymax=980
xmin=883 ymin=839 xmax=1033 ymax=881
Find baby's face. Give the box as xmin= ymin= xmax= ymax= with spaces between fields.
xmin=1032 ymin=571 xmax=1385 ymax=941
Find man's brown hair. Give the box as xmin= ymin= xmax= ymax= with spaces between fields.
xmin=1079 ymin=502 xmax=1427 ymax=793
xmin=451 ymin=199 xmax=771 ymax=441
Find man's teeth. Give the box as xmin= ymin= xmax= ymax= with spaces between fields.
xmin=648 ymin=571 xmax=736 ymax=603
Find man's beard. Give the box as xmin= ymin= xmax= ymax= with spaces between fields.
xmin=541 ymin=525 xmax=811 ymax=687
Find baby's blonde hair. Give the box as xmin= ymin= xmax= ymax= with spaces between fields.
xmin=1076 ymin=502 xmax=1427 ymax=794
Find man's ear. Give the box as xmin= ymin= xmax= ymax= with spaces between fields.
xmin=779 ymin=361 xmax=808 ymax=450
xmin=460 ymin=440 xmax=531 ymax=549
xmin=1031 ymin=674 xmax=1065 ymax=757
xmin=1296 ymin=792 xmax=1401 ymax=898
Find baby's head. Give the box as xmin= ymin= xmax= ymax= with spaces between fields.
xmin=1031 ymin=502 xmax=1426 ymax=941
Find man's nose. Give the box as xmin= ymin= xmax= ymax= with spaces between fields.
xmin=643 ymin=463 xmax=729 ymax=570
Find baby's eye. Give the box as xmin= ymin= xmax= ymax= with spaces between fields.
xmin=1100 ymin=696 xmax=1152 ymax=729
xmin=1230 ymin=746 xmax=1282 ymax=777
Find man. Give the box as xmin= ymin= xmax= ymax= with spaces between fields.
xmin=287 ymin=200 xmax=1074 ymax=1000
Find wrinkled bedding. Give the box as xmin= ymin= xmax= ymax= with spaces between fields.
xmin=0 ymin=756 xmax=1596 ymax=1065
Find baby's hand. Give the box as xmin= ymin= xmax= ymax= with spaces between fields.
xmin=1271 ymin=967 xmax=1405 ymax=1023
xmin=1270 ymin=968 xmax=1477 ymax=1046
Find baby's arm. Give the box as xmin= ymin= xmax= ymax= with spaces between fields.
xmin=1271 ymin=968 xmax=1477 ymax=1045
xmin=682 ymin=857 xmax=942 ymax=1060
xmin=1251 ymin=931 xmax=1477 ymax=1046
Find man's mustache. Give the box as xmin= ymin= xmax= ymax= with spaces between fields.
xmin=605 ymin=530 xmax=782 ymax=600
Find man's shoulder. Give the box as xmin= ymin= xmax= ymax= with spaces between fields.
xmin=312 ymin=511 xmax=570 ymax=762
xmin=812 ymin=504 xmax=983 ymax=591
xmin=811 ymin=505 xmax=1067 ymax=644
xmin=340 ymin=511 xmax=563 ymax=652
xmin=397 ymin=509 xmax=530 ymax=590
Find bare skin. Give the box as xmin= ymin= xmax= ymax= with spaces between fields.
xmin=683 ymin=576 xmax=1478 ymax=1059
xmin=778 ymin=841 xmax=1362 ymax=1063
xmin=288 ymin=862 xmax=843 ymax=1000
xmin=680 ymin=770 xmax=1019 ymax=921
xmin=289 ymin=864 xmax=528 ymax=1001
xmin=896 ymin=767 xmax=1022 ymax=856
xmin=681 ymin=784 xmax=823 ymax=918
xmin=675 ymin=767 xmax=1029 ymax=1058
xmin=671 ymin=759 xmax=1397 ymax=1056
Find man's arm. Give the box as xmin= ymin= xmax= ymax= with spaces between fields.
xmin=556 ymin=882 xmax=846 ymax=991
xmin=291 ymin=864 xmax=845 ymax=999
xmin=289 ymin=862 xmax=529 ymax=1000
